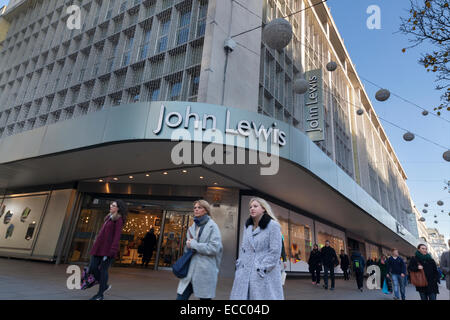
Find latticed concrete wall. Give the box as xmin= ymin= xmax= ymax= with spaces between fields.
xmin=0 ymin=0 xmax=208 ymax=137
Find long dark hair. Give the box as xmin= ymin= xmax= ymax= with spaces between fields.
xmin=106 ymin=199 xmax=128 ymax=223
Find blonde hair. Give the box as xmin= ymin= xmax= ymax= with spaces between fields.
xmin=194 ymin=200 xmax=211 ymax=215
xmin=249 ymin=197 xmax=278 ymax=222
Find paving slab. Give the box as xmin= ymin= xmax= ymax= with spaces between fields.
xmin=0 ymin=258 xmax=448 ymax=300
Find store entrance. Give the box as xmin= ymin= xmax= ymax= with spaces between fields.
xmin=68 ymin=195 xmax=194 ymax=270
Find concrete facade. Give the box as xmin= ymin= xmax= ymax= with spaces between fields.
xmin=0 ymin=0 xmax=424 ymax=271
xmin=427 ymin=228 xmax=448 ymax=261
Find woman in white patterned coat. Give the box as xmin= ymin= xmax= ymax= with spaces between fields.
xmin=230 ymin=197 xmax=284 ymax=300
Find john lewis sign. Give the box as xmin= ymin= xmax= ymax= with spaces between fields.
xmin=304 ymin=69 xmax=324 ymax=142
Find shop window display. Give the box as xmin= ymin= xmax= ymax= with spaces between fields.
xmin=317 ymin=232 xmax=345 ymax=253
xmin=68 ymin=196 xmax=194 ymax=269
xmin=289 ymin=222 xmax=313 ymax=272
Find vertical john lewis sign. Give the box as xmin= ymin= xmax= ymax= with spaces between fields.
xmin=304 ymin=69 xmax=324 ymax=141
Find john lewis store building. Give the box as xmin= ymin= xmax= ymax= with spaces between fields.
xmin=0 ymin=0 xmax=419 ymax=277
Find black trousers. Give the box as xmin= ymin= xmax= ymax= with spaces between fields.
xmin=310 ymin=266 xmax=321 ymax=283
xmin=88 ymin=255 xmax=113 ymax=296
xmin=342 ymin=268 xmax=349 ymax=280
xmin=355 ymin=269 xmax=364 ymax=289
xmin=142 ymin=250 xmax=154 ymax=267
xmin=323 ymin=265 xmax=335 ymax=288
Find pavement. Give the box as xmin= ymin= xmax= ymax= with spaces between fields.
xmin=0 ymin=257 xmax=449 ymax=300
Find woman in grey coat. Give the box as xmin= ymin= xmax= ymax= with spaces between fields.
xmin=176 ymin=200 xmax=223 ymax=300
xmin=230 ymin=197 xmax=284 ymax=300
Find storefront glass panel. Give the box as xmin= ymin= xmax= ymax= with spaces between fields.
xmin=68 ymin=195 xmax=193 ymax=269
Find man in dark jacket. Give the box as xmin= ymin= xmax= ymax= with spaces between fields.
xmin=351 ymin=250 xmax=365 ymax=292
xmin=339 ymin=250 xmax=350 ymax=280
xmin=308 ymin=244 xmax=322 ymax=285
xmin=321 ymin=240 xmax=338 ymax=290
xmin=142 ymin=228 xmax=157 ymax=268
xmin=387 ymin=248 xmax=407 ymax=300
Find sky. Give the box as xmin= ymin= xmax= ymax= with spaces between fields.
xmin=327 ymin=0 xmax=450 ymax=243
xmin=0 ymin=0 xmax=448 ymax=242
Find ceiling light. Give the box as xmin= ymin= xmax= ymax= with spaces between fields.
xmin=113 ymin=178 xmax=118 ymax=181
xmin=163 ymin=172 xmax=168 ymax=175
xmin=200 ymin=176 xmax=204 ymax=179
xmin=129 ymin=176 xmax=133 ymax=179
xmin=146 ymin=174 xmax=150 ymax=177
xmin=99 ymin=179 xmax=104 ymax=182
xmin=182 ymin=170 xmax=187 ymax=173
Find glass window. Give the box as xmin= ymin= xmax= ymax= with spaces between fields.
xmin=139 ymin=29 xmax=151 ymax=60
xmin=196 ymin=2 xmax=207 ymax=37
xmin=169 ymin=80 xmax=182 ymax=100
xmin=157 ymin=19 xmax=170 ymax=53
xmin=122 ymin=36 xmax=134 ymax=66
xmin=289 ymin=214 xmax=313 ymax=272
xmin=176 ymin=11 xmax=191 ymax=45
xmin=189 ymin=73 xmax=199 ymax=98
xmin=149 ymin=87 xmax=160 ymax=101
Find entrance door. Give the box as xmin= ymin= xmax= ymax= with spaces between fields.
xmin=157 ymin=211 xmax=193 ymax=269
xmin=67 ymin=195 xmax=194 ymax=269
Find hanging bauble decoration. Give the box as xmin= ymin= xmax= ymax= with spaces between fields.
xmin=419 ymin=217 xmax=425 ymax=222
xmin=356 ymin=108 xmax=364 ymax=115
xmin=262 ymin=18 xmax=293 ymax=51
xmin=437 ymin=200 xmax=444 ymax=206
xmin=443 ymin=150 xmax=450 ymax=162
xmin=326 ymin=61 xmax=338 ymax=72
xmin=375 ymin=89 xmax=390 ymax=102
xmin=422 ymin=209 xmax=428 ymax=213
xmin=422 ymin=110 xmax=429 ymax=116
xmin=293 ymin=78 xmax=308 ymax=94
xmin=403 ymin=132 xmax=415 ymax=141
xmin=424 ymin=203 xmax=428 ymax=207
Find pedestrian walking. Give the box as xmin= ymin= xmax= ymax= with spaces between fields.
xmin=407 ymin=244 xmax=440 ymax=300
xmin=387 ymin=248 xmax=407 ymax=300
xmin=440 ymin=239 xmax=450 ymax=291
xmin=87 ymin=199 xmax=127 ymax=300
xmin=320 ymin=240 xmax=338 ymax=290
xmin=351 ymin=250 xmax=365 ymax=292
xmin=176 ymin=200 xmax=223 ymax=300
xmin=308 ymin=244 xmax=322 ymax=285
xmin=141 ymin=228 xmax=157 ymax=268
xmin=377 ymin=255 xmax=388 ymax=292
xmin=339 ymin=250 xmax=350 ymax=280
xmin=230 ymin=197 xmax=284 ymax=300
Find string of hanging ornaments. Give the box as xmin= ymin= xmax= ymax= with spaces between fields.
xmin=238 ymin=1 xmax=450 ymax=162
xmin=419 ymin=199 xmax=448 ymax=223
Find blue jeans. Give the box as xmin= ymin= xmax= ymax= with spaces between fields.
xmin=419 ymin=292 xmax=436 ymax=300
xmin=323 ymin=265 xmax=335 ymax=288
xmin=391 ymin=274 xmax=406 ymax=300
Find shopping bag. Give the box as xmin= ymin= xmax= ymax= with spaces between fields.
xmin=80 ymin=266 xmax=97 ymax=290
xmin=382 ymin=279 xmax=389 ymax=294
xmin=281 ymin=269 xmax=287 ymax=286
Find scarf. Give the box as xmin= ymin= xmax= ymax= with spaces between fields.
xmin=415 ymin=250 xmax=432 ymax=262
xmin=193 ymin=215 xmax=210 ymax=240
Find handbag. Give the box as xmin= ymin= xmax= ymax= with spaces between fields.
xmin=172 ymin=229 xmax=194 ymax=279
xmin=410 ymin=266 xmax=428 ymax=287
xmin=382 ymin=279 xmax=389 ymax=294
